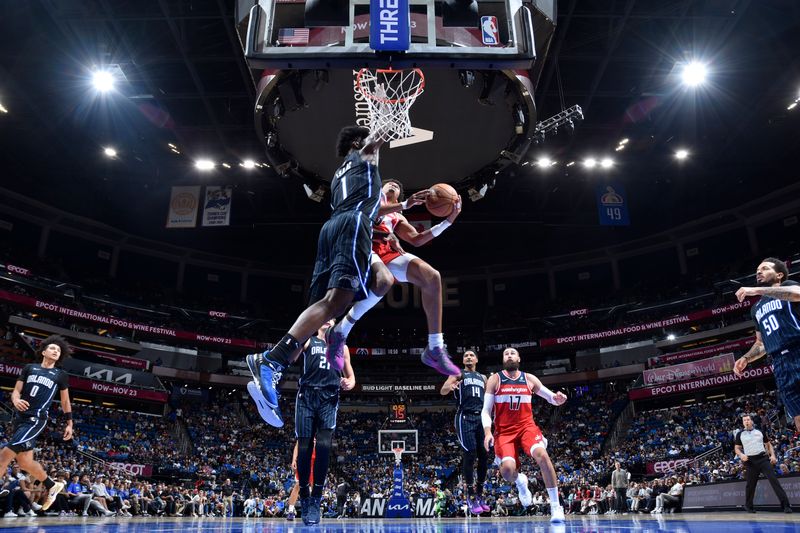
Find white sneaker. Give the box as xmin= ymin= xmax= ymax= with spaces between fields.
xmin=42 ymin=481 xmax=65 ymax=511
xmin=103 ymin=510 xmax=115 ymax=517
xmin=516 ymin=473 xmax=533 ymax=507
xmin=30 ymin=503 xmax=42 ymax=511
xmin=26 ymin=510 xmax=37 ymax=517
xmin=550 ymin=505 xmax=565 ymax=523
xmin=3 ymin=512 xmax=18 ymax=518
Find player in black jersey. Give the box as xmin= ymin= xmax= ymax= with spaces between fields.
xmin=440 ymin=350 xmax=490 ymax=514
xmin=294 ymin=319 xmax=355 ymax=525
xmin=245 ymin=125 xmax=382 ymax=427
xmin=0 ymin=335 xmax=72 ymax=511
xmin=733 ymin=257 xmax=800 ymax=430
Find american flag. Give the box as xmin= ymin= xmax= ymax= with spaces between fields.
xmin=277 ymin=28 xmax=310 ymax=46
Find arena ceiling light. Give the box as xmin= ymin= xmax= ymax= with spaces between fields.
xmin=600 ymin=158 xmax=614 ymax=169
xmin=194 ymin=159 xmax=215 ymax=171
xmin=103 ymin=147 xmax=117 ymax=158
xmin=92 ymin=70 xmax=116 ymax=92
xmin=667 ymin=334 xmax=676 ymax=341
xmin=535 ymin=157 xmax=556 ymax=168
xmin=0 ymin=102 xmax=7 ymax=114
xmin=583 ymin=158 xmax=597 ymax=169
xmin=240 ymin=159 xmax=256 ymax=169
xmin=675 ymin=149 xmax=690 ymax=160
xmin=681 ymin=61 xmax=708 ymax=87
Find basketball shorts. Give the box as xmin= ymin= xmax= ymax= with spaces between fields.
xmin=8 ymin=415 xmax=48 ymax=453
xmin=455 ymin=412 xmax=485 ymax=453
xmin=772 ymin=352 xmax=800 ymax=417
xmin=309 ymin=211 xmax=372 ymax=304
xmin=294 ymin=386 xmax=340 ymax=439
xmin=494 ymin=424 xmax=547 ymax=466
xmin=372 ymin=240 xmax=419 ymax=283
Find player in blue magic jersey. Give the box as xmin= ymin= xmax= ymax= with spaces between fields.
xmin=440 ymin=350 xmax=490 ymax=515
xmin=733 ymin=257 xmax=800 ymax=430
xmin=0 ymin=335 xmax=73 ymax=512
xmin=293 ymin=319 xmax=355 ymax=525
xmin=244 ymin=125 xmax=383 ymax=427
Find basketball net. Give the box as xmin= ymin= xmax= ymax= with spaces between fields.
xmin=392 ymin=447 xmax=404 ymax=466
xmin=356 ymin=68 xmax=425 ymax=142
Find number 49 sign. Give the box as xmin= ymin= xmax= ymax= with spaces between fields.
xmin=596 ymin=184 xmax=630 ymax=226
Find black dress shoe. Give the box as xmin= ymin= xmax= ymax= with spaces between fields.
xmin=744 ymin=507 xmax=756 ymax=514
xmin=784 ymin=506 xmax=793 ymax=514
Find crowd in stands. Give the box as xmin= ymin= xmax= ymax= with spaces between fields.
xmin=3 ymin=378 xmax=800 ymax=519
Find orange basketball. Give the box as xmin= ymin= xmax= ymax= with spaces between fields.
xmin=425 ymin=183 xmax=458 ymax=218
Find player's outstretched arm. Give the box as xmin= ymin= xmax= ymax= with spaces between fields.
xmin=377 ymin=190 xmax=429 ymax=217
xmin=394 ymin=199 xmax=461 ymax=247
xmin=341 ymin=346 xmax=356 ymax=391
xmin=734 ymin=332 xmax=765 ymax=376
xmin=527 ymin=373 xmax=567 ymax=406
xmin=736 ymin=284 xmax=800 ymax=303
xmin=440 ymin=375 xmax=461 ymax=396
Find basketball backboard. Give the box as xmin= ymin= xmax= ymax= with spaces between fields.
xmin=237 ymin=0 xmax=552 ymax=70
xmin=234 ymin=0 xmax=559 ymax=191
xmin=378 ymin=429 xmax=419 ymax=454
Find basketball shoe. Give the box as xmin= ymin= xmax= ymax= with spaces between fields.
xmin=516 ymin=473 xmax=533 ymax=508
xmin=246 ymin=350 xmax=284 ymax=427
xmin=324 ymin=327 xmax=347 ymax=372
xmin=421 ymin=345 xmax=460 ymax=376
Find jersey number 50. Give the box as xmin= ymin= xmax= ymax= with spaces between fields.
xmin=762 ymin=315 xmax=780 ymax=336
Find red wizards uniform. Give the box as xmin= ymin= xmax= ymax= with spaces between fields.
xmin=493 ymin=370 xmax=546 ymax=465
xmin=372 ymin=193 xmax=405 ymax=264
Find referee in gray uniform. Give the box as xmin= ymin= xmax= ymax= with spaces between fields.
xmin=733 ymin=414 xmax=792 ymax=513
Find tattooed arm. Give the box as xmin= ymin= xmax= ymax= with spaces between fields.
xmin=736 ymin=284 xmax=800 ymax=303
xmin=733 ymin=332 xmax=766 ymax=377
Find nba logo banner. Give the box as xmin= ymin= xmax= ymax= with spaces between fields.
xmin=370 ymin=0 xmax=410 ymax=51
xmin=481 ymin=16 xmax=499 ymax=46
xmin=596 ymin=184 xmax=630 ymax=226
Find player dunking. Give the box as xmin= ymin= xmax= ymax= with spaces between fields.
xmin=247 ymin=123 xmax=458 ymax=428
xmin=293 ymin=319 xmax=355 ymax=525
xmin=327 ymin=179 xmax=462 ymax=376
xmin=440 ymin=350 xmax=490 ymax=514
xmin=733 ymin=257 xmax=800 ymax=430
xmin=482 ymin=347 xmax=567 ymax=523
xmin=0 ymin=335 xmax=73 ymax=511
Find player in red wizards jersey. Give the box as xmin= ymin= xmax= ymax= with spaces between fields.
xmin=482 ymin=347 xmax=567 ymax=523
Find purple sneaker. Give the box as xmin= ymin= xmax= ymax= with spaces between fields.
xmin=469 ymin=497 xmax=484 ymax=515
xmin=421 ymin=345 xmax=460 ymax=376
xmin=324 ymin=326 xmax=346 ymax=372
xmin=479 ymin=496 xmax=491 ymax=513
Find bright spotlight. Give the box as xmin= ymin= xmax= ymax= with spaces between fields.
xmin=103 ymin=147 xmax=117 ymax=158
xmin=675 ymin=149 xmax=689 ymax=160
xmin=241 ymin=159 xmax=256 ymax=169
xmin=681 ymin=62 xmax=708 ymax=87
xmin=600 ymin=158 xmax=614 ymax=169
xmin=92 ymin=70 xmax=115 ymax=92
xmin=789 ymin=102 xmax=798 ymax=111
xmin=583 ymin=158 xmax=597 ymax=169
xmin=195 ymin=159 xmax=215 ymax=171
xmin=667 ymin=334 xmax=676 ymax=341
xmin=619 ymin=138 xmax=629 ymax=145
xmin=0 ymin=102 xmax=7 ymax=114
xmin=536 ymin=157 xmax=554 ymax=168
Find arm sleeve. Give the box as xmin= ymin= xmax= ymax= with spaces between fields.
xmin=734 ymin=431 xmax=742 ymax=446
xmin=481 ymin=393 xmax=495 ymax=429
